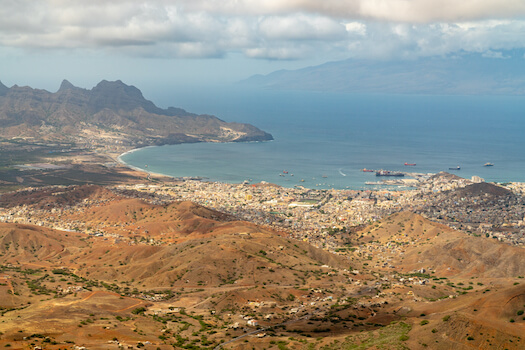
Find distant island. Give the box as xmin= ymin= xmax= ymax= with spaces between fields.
xmin=241 ymin=55 xmax=525 ymax=95
xmin=0 ymin=79 xmax=273 ymax=147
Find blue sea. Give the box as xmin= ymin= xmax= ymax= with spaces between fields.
xmin=120 ymin=87 xmax=525 ymax=190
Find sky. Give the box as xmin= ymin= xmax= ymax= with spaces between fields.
xmin=1 ymin=0 xmax=525 ymax=94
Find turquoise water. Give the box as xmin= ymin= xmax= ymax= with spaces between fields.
xmin=120 ymin=88 xmax=525 ymax=189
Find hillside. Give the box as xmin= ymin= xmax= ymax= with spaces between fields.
xmin=0 ymin=79 xmax=273 ymax=146
xmin=351 ymin=212 xmax=525 ymax=349
xmin=1 ymin=186 xmax=524 ymax=349
xmin=356 ymin=211 xmax=525 ymax=278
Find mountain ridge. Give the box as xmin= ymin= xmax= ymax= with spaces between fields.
xmin=0 ymin=79 xmax=273 ymax=147
xmin=241 ymin=56 xmax=525 ymax=95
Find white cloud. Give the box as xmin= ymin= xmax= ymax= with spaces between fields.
xmin=345 ymin=22 xmax=366 ymax=36
xmin=1 ymin=0 xmax=525 ymax=61
xmin=183 ymin=0 xmax=525 ymax=22
xmin=258 ymin=15 xmax=346 ymax=41
xmin=482 ymin=50 xmax=510 ymax=59
xmin=244 ymin=46 xmax=308 ymax=60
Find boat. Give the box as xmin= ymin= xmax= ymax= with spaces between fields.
xmin=404 ymin=162 xmax=416 ymax=166
xmin=362 ymin=168 xmax=374 ymax=172
xmin=484 ymin=162 xmax=494 ymax=167
xmin=449 ymin=166 xmax=461 ymax=170
xmin=283 ymin=170 xmax=289 ymax=174
xmin=376 ymin=170 xmax=405 ymax=177
xmin=322 ymin=175 xmax=327 ymax=178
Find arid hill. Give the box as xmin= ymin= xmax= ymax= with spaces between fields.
xmin=1 ymin=187 xmax=524 ymax=349
xmin=0 ymin=79 xmax=273 ymax=146
xmin=352 ymin=212 xmax=525 ymax=349
xmin=454 ymin=181 xmax=513 ymax=197
xmin=0 ymin=184 xmax=117 ymax=209
xmin=358 ymin=211 xmax=525 ymax=278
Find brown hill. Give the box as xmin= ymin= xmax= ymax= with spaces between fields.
xmin=0 ymin=185 xmax=117 ymax=209
xmin=0 ymin=204 xmax=348 ymax=289
xmin=353 ymin=212 xmax=525 ymax=349
xmin=61 ymin=198 xmax=240 ymax=242
xmin=0 ymin=223 xmax=89 ymax=265
xmin=358 ymin=211 xmax=525 ymax=278
xmin=402 ymin=284 xmax=525 ymax=350
xmin=454 ymin=181 xmax=513 ymax=197
xmin=0 ymin=79 xmax=272 ymax=146
xmin=1 ymin=188 xmax=524 ymax=349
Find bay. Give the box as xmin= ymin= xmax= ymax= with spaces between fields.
xmin=120 ymin=87 xmax=525 ymax=190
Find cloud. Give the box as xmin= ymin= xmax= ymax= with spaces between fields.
xmin=482 ymin=50 xmax=510 ymax=59
xmin=1 ymin=0 xmax=525 ymax=60
xmin=257 ymin=15 xmax=346 ymax=41
xmin=184 ymin=0 xmax=525 ymax=23
xmin=345 ymin=22 xmax=367 ymax=36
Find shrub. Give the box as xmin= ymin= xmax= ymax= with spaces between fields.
xmin=131 ymin=307 xmax=147 ymax=315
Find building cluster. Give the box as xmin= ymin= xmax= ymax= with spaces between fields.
xmin=412 ymin=182 xmax=525 ymax=245
xmin=0 ymin=172 xmax=523 ymax=248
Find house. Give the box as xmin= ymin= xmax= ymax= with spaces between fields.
xmin=247 ymin=319 xmax=259 ymax=327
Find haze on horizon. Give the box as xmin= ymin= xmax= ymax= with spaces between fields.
xmin=1 ymin=0 xmax=525 ymax=96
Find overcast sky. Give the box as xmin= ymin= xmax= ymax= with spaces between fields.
xmin=1 ymin=0 xmax=525 ymax=93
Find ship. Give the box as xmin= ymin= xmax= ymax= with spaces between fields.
xmin=449 ymin=166 xmax=461 ymax=170
xmin=376 ymin=170 xmax=405 ymax=177
xmin=404 ymin=162 xmax=416 ymax=166
xmin=362 ymin=168 xmax=374 ymax=172
xmin=484 ymin=162 xmax=494 ymax=167
xmin=283 ymin=170 xmax=289 ymax=174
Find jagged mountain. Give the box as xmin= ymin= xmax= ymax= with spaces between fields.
xmin=0 ymin=79 xmax=273 ymax=146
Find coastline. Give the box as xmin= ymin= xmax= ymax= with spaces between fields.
xmin=114 ymin=140 xmax=276 ymax=186
xmin=112 ymin=141 xmax=525 ymax=191
xmin=114 ymin=142 xmax=424 ymax=190
xmin=116 ymin=146 xmax=176 ymax=180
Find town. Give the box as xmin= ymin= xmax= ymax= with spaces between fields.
xmin=1 ymin=172 xmax=524 ymax=250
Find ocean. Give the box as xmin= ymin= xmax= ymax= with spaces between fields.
xmin=119 ymin=87 xmax=525 ymax=190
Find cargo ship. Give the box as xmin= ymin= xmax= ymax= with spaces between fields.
xmin=376 ymin=170 xmax=405 ymax=177
xmin=404 ymin=162 xmax=416 ymax=166
xmin=449 ymin=166 xmax=461 ymax=170
xmin=484 ymin=163 xmax=494 ymax=167
xmin=362 ymin=168 xmax=374 ymax=172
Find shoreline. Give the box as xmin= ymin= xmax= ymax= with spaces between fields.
xmin=113 ymin=143 xmax=525 ymax=192
xmin=116 ymin=146 xmax=177 ymax=180
xmin=115 ymin=145 xmax=419 ymax=190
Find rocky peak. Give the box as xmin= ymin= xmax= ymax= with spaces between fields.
xmin=88 ymin=79 xmax=157 ymax=113
xmin=0 ymin=81 xmax=8 ymax=96
xmin=58 ymin=79 xmax=77 ymax=92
